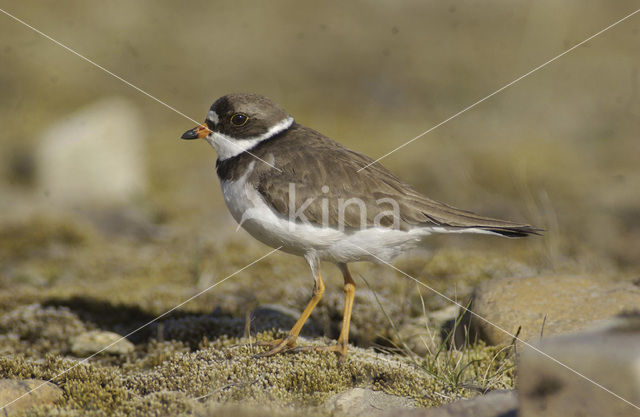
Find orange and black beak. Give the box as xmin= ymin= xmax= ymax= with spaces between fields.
xmin=181 ymin=123 xmax=211 ymax=140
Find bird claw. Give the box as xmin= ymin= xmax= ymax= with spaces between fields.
xmin=252 ymin=336 xmax=348 ymax=361
xmin=253 ymin=335 xmax=297 ymax=358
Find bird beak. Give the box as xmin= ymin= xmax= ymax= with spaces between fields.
xmin=181 ymin=123 xmax=211 ymax=140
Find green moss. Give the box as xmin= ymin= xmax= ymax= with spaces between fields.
xmin=0 ymin=323 xmax=514 ymax=416
xmin=0 ymin=355 xmax=129 ymax=413
xmin=0 ymin=303 xmax=88 ymax=356
xmin=0 ymin=216 xmax=539 ymax=416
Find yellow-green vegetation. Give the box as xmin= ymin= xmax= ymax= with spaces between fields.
xmin=0 ymin=328 xmax=516 ymax=416
xmin=0 ymin=216 xmax=528 ymax=416
xmin=0 ymin=1 xmax=638 ymax=415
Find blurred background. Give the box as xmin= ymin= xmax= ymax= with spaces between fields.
xmin=0 ymin=0 xmax=638 ymax=320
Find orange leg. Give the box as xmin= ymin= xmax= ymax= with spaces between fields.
xmin=292 ymin=263 xmax=355 ymax=360
xmin=256 ymin=264 xmax=325 ymax=357
xmin=335 ymin=263 xmax=356 ymax=356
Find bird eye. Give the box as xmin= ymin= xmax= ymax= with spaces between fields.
xmin=230 ymin=113 xmax=249 ymax=126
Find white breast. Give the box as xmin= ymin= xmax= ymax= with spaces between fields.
xmin=219 ymin=162 xmax=437 ymax=264
xmin=220 ymin=161 xmax=343 ymax=255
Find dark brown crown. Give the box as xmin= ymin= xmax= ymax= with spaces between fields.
xmin=206 ymin=93 xmax=291 ymax=140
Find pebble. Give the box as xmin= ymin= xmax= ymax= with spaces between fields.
xmin=395 ymin=305 xmax=460 ymax=356
xmin=0 ymin=379 xmax=63 ymax=416
xmin=375 ymin=390 xmax=517 ymax=417
xmin=70 ymin=330 xmax=134 ymax=356
xmin=325 ymin=387 xmax=416 ymax=416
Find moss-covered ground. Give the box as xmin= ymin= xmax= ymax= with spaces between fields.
xmin=0 ymin=214 xmax=553 ymax=416
xmin=1 ymin=2 xmax=638 ymax=415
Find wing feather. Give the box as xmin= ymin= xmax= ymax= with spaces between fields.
xmin=248 ymin=124 xmax=540 ymax=236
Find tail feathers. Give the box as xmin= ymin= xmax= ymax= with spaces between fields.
xmin=429 ymin=224 xmax=543 ymax=238
xmin=478 ymin=225 xmax=543 ymax=238
xmin=408 ymin=197 xmax=543 ymax=238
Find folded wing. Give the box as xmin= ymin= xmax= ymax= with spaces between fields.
xmin=250 ymin=124 xmax=541 ymax=237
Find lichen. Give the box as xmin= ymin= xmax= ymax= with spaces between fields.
xmin=0 ymin=216 xmax=545 ymax=416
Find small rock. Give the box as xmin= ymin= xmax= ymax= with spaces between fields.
xmin=253 ymin=304 xmax=302 ymax=324
xmin=0 ymin=379 xmax=63 ymax=415
xmin=36 ymin=97 xmax=146 ymax=207
xmin=251 ymin=304 xmax=321 ymax=336
xmin=518 ymin=313 xmax=640 ymax=417
xmin=428 ymin=305 xmax=460 ymax=323
xmin=325 ymin=387 xmax=416 ymax=416
xmin=469 ymin=275 xmax=640 ymax=345
xmin=395 ymin=316 xmax=440 ymax=356
xmin=375 ymin=390 xmax=517 ymax=417
xmin=395 ymin=306 xmax=459 ymax=356
xmin=70 ymin=330 xmax=134 ymax=356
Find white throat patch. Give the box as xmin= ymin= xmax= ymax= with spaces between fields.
xmin=205 ymin=117 xmax=294 ymax=161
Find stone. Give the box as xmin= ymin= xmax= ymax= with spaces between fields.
xmin=469 ymin=275 xmax=640 ymax=345
xmin=325 ymin=387 xmax=416 ymax=416
xmin=252 ymin=304 xmax=302 ymax=326
xmin=375 ymin=390 xmax=517 ymax=417
xmin=36 ymin=97 xmax=146 ymax=206
xmin=70 ymin=330 xmax=135 ymax=356
xmin=251 ymin=304 xmax=322 ymax=336
xmin=0 ymin=379 xmax=63 ymax=415
xmin=395 ymin=305 xmax=460 ymax=356
xmin=518 ymin=313 xmax=640 ymax=417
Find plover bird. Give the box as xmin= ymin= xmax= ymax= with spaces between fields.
xmin=182 ymin=93 xmax=538 ymax=358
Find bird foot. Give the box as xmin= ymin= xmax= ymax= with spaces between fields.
xmin=290 ymin=343 xmax=348 ymax=362
xmin=253 ymin=335 xmax=298 ymax=357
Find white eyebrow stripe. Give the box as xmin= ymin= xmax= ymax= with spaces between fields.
xmin=207 ymin=110 xmax=219 ymax=125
